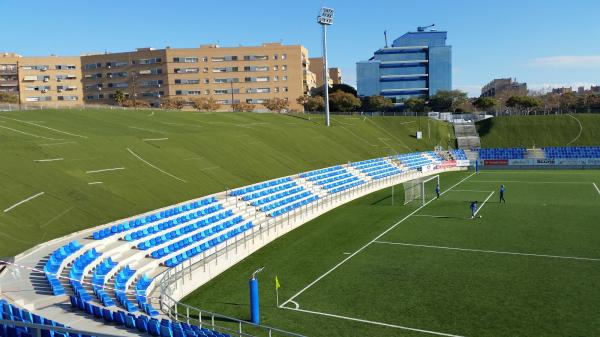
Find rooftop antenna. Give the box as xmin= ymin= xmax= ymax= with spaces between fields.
xmin=384 ymin=29 xmax=388 ymax=48
xmin=417 ymin=24 xmax=435 ymax=32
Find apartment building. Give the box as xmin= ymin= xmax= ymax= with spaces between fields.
xmin=0 ymin=53 xmax=83 ymax=106
xmin=0 ymin=53 xmax=19 ymax=95
xmin=81 ymin=43 xmax=314 ymax=111
xmin=308 ymin=57 xmax=343 ymax=88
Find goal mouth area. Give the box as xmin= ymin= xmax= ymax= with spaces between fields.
xmin=403 ymin=174 xmax=440 ymax=206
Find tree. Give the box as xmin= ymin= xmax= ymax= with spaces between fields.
xmin=121 ymin=99 xmax=150 ymax=108
xmin=428 ymin=90 xmax=468 ymax=112
xmin=191 ymin=97 xmax=221 ymax=111
xmin=473 ymin=97 xmax=497 ymax=111
xmin=297 ymin=95 xmax=324 ymax=112
xmin=404 ymin=97 xmax=427 ymax=112
xmin=329 ymin=90 xmax=361 ymax=112
xmin=0 ymin=93 xmax=18 ymax=104
xmin=506 ymin=95 xmax=541 ymax=115
xmin=312 ymin=83 xmax=358 ymax=97
xmin=113 ymin=90 xmax=126 ymax=106
xmin=161 ymin=97 xmax=186 ymax=110
xmin=264 ymin=97 xmax=289 ymax=113
xmin=232 ymin=101 xmax=256 ymax=112
xmin=363 ymin=96 xmax=394 ymax=112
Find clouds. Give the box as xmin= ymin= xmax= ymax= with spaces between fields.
xmin=528 ymin=55 xmax=600 ymax=68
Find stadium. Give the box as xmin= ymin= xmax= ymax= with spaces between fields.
xmin=0 ymin=107 xmax=599 ymax=337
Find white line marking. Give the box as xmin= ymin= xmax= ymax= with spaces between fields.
xmin=148 ymin=111 xmax=155 ymax=117
xmin=399 ymin=121 xmax=417 ymax=125
xmin=0 ymin=125 xmax=62 ymax=140
xmin=34 ymin=158 xmax=64 ymax=162
xmin=342 ymin=252 xmax=352 ymax=255
xmin=280 ymin=306 xmax=464 ymax=337
xmin=41 ymin=206 xmax=75 ymax=228
xmin=129 ymin=126 xmax=166 ymax=134
xmin=413 ymin=215 xmax=453 ymax=218
xmin=372 ymin=241 xmax=600 ymax=262
xmin=38 ymin=141 xmax=77 ymax=147
xmin=470 ymin=180 xmax=589 ymax=184
xmin=142 ymin=138 xmax=168 ymax=142
xmin=199 ymin=166 xmax=219 ymax=171
xmin=289 ymin=300 xmax=300 ymax=310
xmin=126 ymin=147 xmax=187 ymax=183
xmin=3 ymin=192 xmax=45 ymax=213
xmin=593 ymin=182 xmax=600 ymax=196
xmin=280 ymin=172 xmax=476 ymax=308
xmin=86 ymin=167 xmax=125 ymax=174
xmin=88 ymin=182 xmax=103 ymax=185
xmin=451 ymin=189 xmax=493 ymax=193
xmin=566 ymin=114 xmax=583 ymax=146
xmin=0 ymin=116 xmax=87 ymax=138
xmin=474 ymin=191 xmax=494 ymax=216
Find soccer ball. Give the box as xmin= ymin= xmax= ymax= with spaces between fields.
xmin=479 ymin=215 xmax=483 ymax=218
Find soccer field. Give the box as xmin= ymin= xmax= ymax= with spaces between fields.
xmin=182 ymin=170 xmax=600 ymax=337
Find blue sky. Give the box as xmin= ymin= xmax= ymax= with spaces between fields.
xmin=2 ymin=0 xmax=600 ymax=96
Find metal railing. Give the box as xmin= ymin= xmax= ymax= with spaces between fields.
xmin=154 ymin=166 xmax=447 ymax=336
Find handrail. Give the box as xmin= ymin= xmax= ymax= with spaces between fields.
xmin=0 ymin=319 xmax=124 ymax=337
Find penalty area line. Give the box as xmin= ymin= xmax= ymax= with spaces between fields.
xmin=593 ymin=182 xmax=600 ymax=196
xmin=86 ymin=167 xmax=124 ymax=174
xmin=474 ymin=191 xmax=494 ymax=216
xmin=279 ymin=171 xmax=477 ymax=308
xmin=280 ymin=306 xmax=465 ymax=337
xmin=372 ymin=241 xmax=600 ymax=262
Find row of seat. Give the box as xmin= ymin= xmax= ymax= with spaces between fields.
xmin=125 ymin=203 xmax=223 ymax=242
xmin=229 ymin=177 xmax=291 ymax=196
xmin=305 ymin=168 xmax=346 ymax=182
xmin=260 ymin=191 xmax=313 ymax=212
xmin=351 ymin=159 xmax=387 ymax=171
xmin=544 ymin=146 xmax=600 ymax=158
xmin=478 ymin=148 xmax=525 ymax=160
xmin=270 ymin=195 xmax=319 ymax=217
xmin=69 ymin=249 xmax=102 ymax=281
xmin=151 ymin=216 xmax=245 ymax=261
xmin=68 ymin=296 xmax=229 ymax=337
xmin=137 ymin=209 xmax=234 ymax=250
xmin=298 ymin=165 xmax=343 ymax=179
xmin=314 ymin=173 xmax=353 ymax=186
xmin=164 ymin=222 xmax=254 ymax=268
xmin=93 ymin=197 xmax=217 ymax=240
xmin=250 ymin=187 xmax=305 ymax=207
xmin=451 ymin=149 xmax=468 ymax=160
xmin=1 ymin=299 xmax=75 ymax=337
xmin=241 ymin=182 xmax=296 ymax=201
xmin=44 ymin=241 xmax=84 ymax=296
xmin=370 ymin=167 xmax=402 ymax=180
xmin=323 ymin=176 xmax=362 ymax=191
xmin=350 ymin=158 xmax=384 ymax=167
xmin=328 ymin=180 xmax=364 ymax=194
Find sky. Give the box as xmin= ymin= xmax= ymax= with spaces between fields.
xmin=2 ymin=0 xmax=600 ymax=97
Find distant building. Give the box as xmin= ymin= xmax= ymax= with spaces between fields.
xmin=591 ymin=85 xmax=600 ymax=93
xmin=309 ymin=57 xmax=343 ymax=88
xmin=480 ymin=78 xmax=527 ymax=98
xmin=578 ymin=86 xmax=585 ymax=94
xmin=552 ymin=87 xmax=572 ymax=94
xmin=356 ymin=27 xmax=451 ymax=104
xmin=0 ymin=53 xmax=83 ymax=106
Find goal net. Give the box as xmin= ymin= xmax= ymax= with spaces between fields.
xmin=403 ymin=175 xmax=440 ymax=206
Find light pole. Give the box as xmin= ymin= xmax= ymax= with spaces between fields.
xmin=318 ymin=7 xmax=334 ymax=127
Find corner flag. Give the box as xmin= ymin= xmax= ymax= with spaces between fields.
xmin=275 ymin=276 xmax=281 ymax=307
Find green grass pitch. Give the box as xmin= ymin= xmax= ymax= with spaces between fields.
xmin=181 ymin=170 xmax=600 ymax=337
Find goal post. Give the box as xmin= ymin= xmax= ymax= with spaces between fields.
xmin=403 ymin=174 xmax=440 ymax=206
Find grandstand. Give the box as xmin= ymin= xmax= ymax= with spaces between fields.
xmin=0 ymin=145 xmax=465 ymax=337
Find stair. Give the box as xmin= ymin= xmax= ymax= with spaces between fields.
xmin=525 ymin=148 xmax=546 ymax=159
xmin=454 ymin=122 xmax=481 ymax=150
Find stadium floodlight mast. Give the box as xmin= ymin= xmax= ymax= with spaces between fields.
xmin=318 ymin=7 xmax=334 ymax=127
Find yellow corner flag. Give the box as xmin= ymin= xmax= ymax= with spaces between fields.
xmin=275 ymin=276 xmax=281 ymax=289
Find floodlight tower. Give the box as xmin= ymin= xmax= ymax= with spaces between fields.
xmin=318 ymin=7 xmax=334 ymax=127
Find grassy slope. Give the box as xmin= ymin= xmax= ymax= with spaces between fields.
xmin=476 ymin=114 xmax=600 ymax=148
xmin=182 ymin=170 xmax=600 ymax=337
xmin=0 ymin=109 xmax=453 ymax=256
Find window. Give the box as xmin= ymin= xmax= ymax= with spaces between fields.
xmin=274 ymin=87 xmax=280 ymax=93
xmin=247 ymin=87 xmax=270 ymax=94
xmin=58 ymin=96 xmax=78 ymax=101
xmin=25 ymin=96 xmax=51 ymax=102
xmin=138 ymin=68 xmax=162 ymax=75
xmin=203 ymin=67 xmax=209 ymax=73
xmin=202 ymin=57 xmax=208 ymax=62
xmin=175 ymin=90 xmax=201 ymax=96
xmin=273 ymin=76 xmax=279 ymax=82
xmin=137 ymin=57 xmax=162 ymax=64
xmin=246 ymin=98 xmax=267 ymax=104
xmin=214 ymin=78 xmax=239 ymax=84
xmin=106 ymin=61 xmax=128 ymax=68
xmin=283 ymin=87 xmax=289 ymax=92
xmin=273 ymin=65 xmax=278 ymax=71
xmin=243 ymin=55 xmax=268 ymax=61
xmin=274 ymin=54 xmax=278 ymax=60
xmin=282 ymin=76 xmax=288 ymax=81
xmin=55 ymin=65 xmax=76 ymax=70
xmin=174 ymin=79 xmax=200 ymax=85
xmin=204 ymin=79 xmax=209 ymax=84
xmin=108 ymin=82 xmax=128 ymax=88
xmin=204 ymin=89 xmax=210 ymax=95
xmin=23 ymin=65 xmax=49 ymax=71
xmin=281 ymin=54 xmax=287 ymax=60
xmin=173 ymin=57 xmax=198 ymax=63
xmin=214 ymin=89 xmax=228 ymax=95
xmin=174 ymin=68 xmax=199 ymax=74
xmin=211 ymin=56 xmax=238 ymax=62
xmin=84 ymin=63 xmax=101 ymax=70
xmin=140 ymin=80 xmax=163 ymax=87
xmin=282 ymin=65 xmax=287 ymax=71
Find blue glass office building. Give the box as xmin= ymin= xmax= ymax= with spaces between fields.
xmin=356 ymin=30 xmax=451 ymax=103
